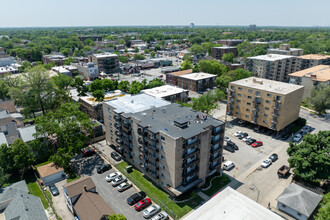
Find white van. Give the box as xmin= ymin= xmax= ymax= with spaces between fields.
xmin=223 ymin=161 xmax=235 ymax=171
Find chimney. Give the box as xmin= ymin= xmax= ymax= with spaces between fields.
xmin=84 ymin=185 xmax=87 ymax=192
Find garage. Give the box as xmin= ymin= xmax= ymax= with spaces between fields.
xmin=37 ymin=162 xmax=65 ymax=186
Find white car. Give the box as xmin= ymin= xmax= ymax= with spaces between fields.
xmin=242 ymin=136 xmax=252 ymax=142
xmin=111 ymin=176 xmax=127 ymax=187
xmin=293 ymin=134 xmax=302 ymax=142
xmin=224 ymin=136 xmax=231 ymax=142
xmin=106 ymin=172 xmax=122 ymax=182
xmin=234 ymin=131 xmax=243 ymax=137
xmin=261 ymin=159 xmax=272 ymax=168
xmin=151 ymin=211 xmax=169 ymax=220
xmin=117 ymin=181 xmax=132 ymax=192
xmin=143 ymin=204 xmax=161 ymax=218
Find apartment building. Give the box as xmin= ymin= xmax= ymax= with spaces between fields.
xmin=176 ymin=72 xmax=217 ymax=92
xmin=142 ymin=85 xmax=189 ymax=103
xmin=295 ymin=54 xmax=330 ymax=70
xmin=227 ymin=77 xmax=304 ymax=132
xmin=216 ymin=39 xmax=244 ymax=46
xmin=268 ymin=44 xmax=303 ymax=56
xmin=88 ymin=53 xmax=119 ymax=74
xmin=42 ymin=54 xmax=66 ymax=66
xmin=247 ymin=54 xmax=297 ymax=82
xmin=249 ymin=24 xmax=257 ymax=31
xmin=165 ymin=69 xmax=193 ymax=86
xmin=211 ymin=46 xmax=238 ymax=60
xmin=103 ymin=97 xmax=225 ymax=197
xmin=289 ymin=65 xmax=330 ymax=99
xmin=71 ymin=62 xmax=99 ymax=81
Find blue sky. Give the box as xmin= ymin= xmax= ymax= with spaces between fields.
xmin=1 ymin=0 xmax=329 ymax=27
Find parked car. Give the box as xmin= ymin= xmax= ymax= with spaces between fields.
xmin=303 ymin=125 xmax=312 ymax=133
xmin=261 ymin=159 xmax=272 ymax=168
xmin=143 ymin=204 xmax=161 ymax=218
xmin=135 ymin=198 xmax=152 ymax=211
xmin=281 ymin=133 xmax=291 ymax=140
xmin=112 ymin=176 xmax=127 ymax=187
xmin=224 ymin=145 xmax=235 ymax=153
xmin=106 ymin=172 xmax=122 ymax=182
xmin=111 ymin=152 xmax=121 ymax=161
xmin=234 ymin=131 xmax=243 ymax=137
xmin=82 ymin=148 xmax=95 ymax=157
xmin=277 ymin=165 xmax=290 ymax=178
xmin=227 ymin=141 xmax=238 ymax=150
xmin=49 ymin=185 xmax=59 ymax=196
xmin=251 ymin=141 xmax=263 ymax=147
xmin=293 ymin=134 xmax=302 ymax=142
xmin=97 ymin=164 xmax=111 ymax=174
xmin=238 ymin=120 xmax=246 ymax=125
xmin=242 ymin=136 xmax=252 ymax=142
xmin=246 ymin=138 xmax=256 ymax=145
xmin=223 ymin=161 xmax=235 ymax=171
xmin=151 ymin=211 xmax=169 ymax=220
xmin=269 ymin=153 xmax=278 ymax=162
xmin=118 ymin=181 xmax=132 ymax=192
xmin=224 ymin=136 xmax=231 ymax=142
xmin=127 ymin=191 xmax=146 ymax=205
xmin=238 ymin=133 xmax=248 ymax=139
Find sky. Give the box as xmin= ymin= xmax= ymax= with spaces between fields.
xmin=0 ymin=0 xmax=329 ymax=27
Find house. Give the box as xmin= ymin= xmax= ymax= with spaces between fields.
xmin=0 ymin=180 xmax=48 ymax=220
xmin=183 ymin=187 xmax=282 ymax=220
xmin=276 ymin=183 xmax=323 ymax=220
xmin=36 ymin=162 xmax=65 ymax=186
xmin=63 ymin=176 xmax=115 ymax=220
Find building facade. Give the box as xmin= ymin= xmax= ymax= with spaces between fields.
xmin=103 ymin=99 xmax=225 ymax=197
xmin=142 ymin=85 xmax=189 ymax=103
xmin=267 ymin=44 xmax=303 ymax=56
xmin=247 ymin=54 xmax=297 ymax=82
xmin=289 ymin=65 xmax=330 ymax=100
xmin=216 ymin=39 xmax=244 ymax=46
xmin=88 ymin=53 xmax=119 ymax=74
xmin=42 ymin=54 xmax=66 ymax=66
xmin=176 ymin=72 xmax=217 ymax=92
xmin=211 ymin=46 xmax=238 ymax=60
xmin=165 ymin=69 xmax=192 ymax=86
xmin=295 ymin=54 xmax=330 ymax=70
xmin=227 ymin=77 xmax=304 ymax=131
xmin=71 ymin=62 xmax=99 ymax=81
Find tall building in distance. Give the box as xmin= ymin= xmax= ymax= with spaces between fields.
xmin=247 ymin=54 xmax=297 ymax=82
xmin=249 ymin=24 xmax=257 ymax=31
xmin=268 ymin=44 xmax=304 ymax=56
xmin=211 ymin=46 xmax=238 ymax=60
xmin=88 ymin=53 xmax=119 ymax=74
xmin=103 ymin=95 xmax=225 ymax=197
xmin=190 ymin=23 xmax=195 ymax=28
xmin=227 ymin=77 xmax=304 ymax=132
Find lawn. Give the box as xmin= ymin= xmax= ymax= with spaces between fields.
xmin=201 ymin=173 xmax=231 ymax=197
xmin=115 ymin=162 xmax=202 ymax=219
xmin=45 ymin=190 xmax=53 ymax=204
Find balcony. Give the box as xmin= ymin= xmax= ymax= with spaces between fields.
xmin=209 ymin=162 xmax=220 ymax=170
xmin=273 ymin=98 xmax=282 ymax=103
xmin=212 ymin=127 xmax=221 ymax=135
xmin=229 ymin=98 xmax=234 ymax=104
xmin=182 ymin=176 xmax=198 ymax=186
xmin=182 ymin=166 xmax=198 ymax=177
xmin=116 ymin=138 xmax=122 ymax=144
xmin=184 ymin=138 xmax=199 ymax=147
xmin=138 ymin=137 xmax=144 ymax=144
xmin=122 ymin=125 xmax=131 ymax=134
xmin=115 ymin=130 xmax=122 ymax=136
xmin=137 ymin=128 xmax=142 ymax=134
xmin=145 ymin=135 xmax=158 ymax=143
xmin=272 ymin=105 xmax=280 ymax=110
xmin=115 ymin=122 xmax=121 ymax=128
xmin=183 ymin=147 xmax=199 ymax=158
xmin=114 ymin=114 xmax=120 ymax=120
xmin=210 ymin=152 xmax=221 ymax=161
xmin=182 ymin=156 xmax=198 ymax=167
xmin=211 ymin=144 xmax=221 ymax=153
xmin=211 ymin=136 xmax=221 ymax=144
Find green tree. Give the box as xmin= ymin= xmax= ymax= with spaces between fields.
xmin=192 ymin=91 xmax=218 ymax=114
xmin=214 ymin=89 xmax=226 ymax=101
xmin=133 ymin=54 xmax=145 ymax=60
xmin=118 ymin=81 xmax=130 ymax=92
xmin=194 ymin=60 xmax=228 ymax=76
xmin=90 ymin=79 xmax=103 ymax=92
xmin=0 ymin=79 xmax=9 ymax=100
xmin=182 ymin=54 xmax=192 ymax=62
xmin=134 ymin=47 xmax=139 ymax=53
xmin=150 ymin=51 xmax=156 ymax=58
xmin=119 ymin=56 xmax=129 ymax=63
xmin=315 ymin=192 xmax=330 ymax=220
xmin=0 ymin=144 xmax=13 ymax=173
xmin=180 ymin=60 xmax=193 ymax=70
xmin=287 ymin=130 xmax=330 ymax=183
xmin=108 ymin=213 xmax=127 ymax=220
xmin=146 ymin=78 xmax=165 ymax=89
xmin=52 ymin=74 xmax=73 ymax=92
xmin=82 ymin=46 xmax=92 ymax=52
xmin=11 ymin=139 xmax=35 ymax=171
xmin=93 ymin=90 xmax=105 ymax=102
xmin=64 ymin=57 xmax=75 ymax=65
xmin=73 ymin=76 xmax=88 ymax=96
xmin=307 ymin=84 xmax=330 ymax=114
xmin=222 ymin=53 xmax=234 ymax=62
xmin=215 ymin=68 xmax=252 ymax=91
xmin=84 ymin=39 xmax=95 ymax=46
xmin=19 ymin=61 xmax=32 ymax=72
xmin=0 ymin=167 xmax=9 ymax=187
xmin=144 ymin=49 xmax=150 ymax=54
xmin=129 ymin=81 xmax=144 ymax=94
xmin=189 ymin=44 xmax=206 ymax=56
xmin=44 ymin=62 xmax=56 ymax=70
xmin=102 ymin=79 xmax=115 ymax=91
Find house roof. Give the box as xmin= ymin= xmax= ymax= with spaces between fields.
xmin=74 ymin=191 xmax=115 ymax=220
xmin=63 ymin=176 xmax=96 ymax=198
xmin=288 ymin=65 xmax=330 ymax=82
xmin=298 ymin=54 xmax=330 ymax=60
xmin=17 ymin=125 xmax=37 ymax=142
xmin=36 ymin=162 xmax=64 ymax=178
xmin=276 ymin=183 xmax=323 ymax=217
xmin=0 ymin=100 xmax=16 ymax=113
xmin=167 ymin=69 xmax=192 ymax=76
xmin=0 ymin=132 xmax=8 ymax=146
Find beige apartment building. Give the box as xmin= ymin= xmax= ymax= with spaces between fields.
xmin=267 ymin=44 xmax=303 ymax=56
xmin=227 ymin=77 xmax=304 ymax=132
xmin=289 ymin=65 xmax=330 ymax=100
xmin=295 ymin=54 xmax=330 ymax=70
xmin=103 ymin=94 xmax=225 ymax=197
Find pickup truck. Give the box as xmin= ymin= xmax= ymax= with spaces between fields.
xmin=277 ymin=165 xmax=290 ymax=178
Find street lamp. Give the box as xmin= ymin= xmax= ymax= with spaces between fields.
xmin=249 ymin=182 xmax=260 ymax=202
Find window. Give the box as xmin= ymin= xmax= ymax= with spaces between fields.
xmin=110 ymin=122 xmax=112 ymax=126
xmin=248 ymin=89 xmax=252 ymax=93
xmin=237 ymin=100 xmax=241 ymax=103
xmin=266 ymin=100 xmax=270 ymax=104
xmin=246 ymin=108 xmax=250 ymax=112
xmin=161 ymin=155 xmax=165 ymax=161
xmin=231 ymin=86 xmax=234 ymax=89
xmin=236 ymin=112 xmax=239 ymax=115
xmin=161 ymin=136 xmax=165 ymax=141
xmin=267 ymin=93 xmax=272 ymax=97
xmin=245 ymin=115 xmax=249 ymax=118
xmin=161 ymin=165 xmax=166 ymax=170
xmin=247 ymin=102 xmax=251 ymax=105
xmin=297 ymin=212 xmax=301 ymax=216
xmin=236 ymin=106 xmax=240 ymax=109
xmin=263 ymin=120 xmax=267 ymax=124
xmin=161 ymin=173 xmax=165 ymax=179
xmin=247 ymin=96 xmax=252 ymax=99
xmin=265 ymin=107 xmax=269 ymax=110
xmin=264 ymin=113 xmax=268 ymax=117
xmin=281 ymin=204 xmax=286 ymax=208
xmin=110 ymin=130 xmax=113 ymax=133
xmin=160 ymin=145 xmax=164 ymax=152
xmin=238 ymin=93 xmax=242 ymax=97
xmin=238 ymin=87 xmax=242 ymax=90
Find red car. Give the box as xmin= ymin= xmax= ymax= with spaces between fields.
xmin=134 ymin=198 xmax=151 ymax=211
xmin=251 ymin=141 xmax=263 ymax=148
xmin=82 ymin=148 xmax=95 ymax=157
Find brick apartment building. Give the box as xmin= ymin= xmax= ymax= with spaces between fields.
xmin=176 ymin=72 xmax=217 ymax=92
xmin=211 ymin=46 xmax=238 ymax=60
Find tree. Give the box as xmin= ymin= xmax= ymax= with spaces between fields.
xmin=307 ymin=84 xmax=330 ymax=114
xmin=90 ymin=79 xmax=103 ymax=92
xmin=315 ymin=192 xmax=330 ymax=220
xmin=129 ymin=81 xmax=144 ymax=94
xmin=215 ymin=68 xmax=252 ymax=91
xmin=19 ymin=61 xmax=32 ymax=72
xmin=133 ymin=54 xmax=145 ymax=60
xmin=194 ymin=60 xmax=228 ymax=76
xmin=0 ymin=78 xmax=9 ymax=100
xmin=134 ymin=47 xmax=139 ymax=53
xmin=93 ymin=90 xmax=105 ymax=102
xmin=119 ymin=56 xmax=129 ymax=63
xmin=0 ymin=144 xmax=13 ymax=173
xmin=222 ymin=53 xmax=234 ymax=63
xmin=84 ymin=39 xmax=95 ymax=46
xmin=73 ymin=76 xmax=88 ymax=96
xmin=182 ymin=54 xmax=192 ymax=62
xmin=118 ymin=81 xmax=130 ymax=93
xmin=0 ymin=167 xmax=9 ymax=187
xmin=214 ymin=89 xmax=226 ymax=101
xmin=52 ymin=74 xmax=73 ymax=93
xmin=10 ymin=139 xmax=35 ymax=171
xmin=146 ymin=78 xmax=165 ymax=89
xmin=287 ymin=130 xmax=330 ymax=183
xmin=150 ymin=51 xmax=156 ymax=58
xmin=64 ymin=57 xmax=75 ymax=65
xmin=180 ymin=60 xmax=193 ymax=70
xmin=44 ymin=62 xmax=56 ymax=70
xmin=192 ymin=92 xmax=218 ymax=114
xmin=102 ymin=79 xmax=115 ymax=91
xmin=189 ymin=44 xmax=206 ymax=56
xmin=108 ymin=213 xmax=127 ymax=220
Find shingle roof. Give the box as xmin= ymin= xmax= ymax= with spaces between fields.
xmin=17 ymin=125 xmax=37 ymax=142
xmin=63 ymin=176 xmax=96 ymax=198
xmin=276 ymin=183 xmax=323 ymax=217
xmin=73 ymin=191 xmax=115 ymax=220
xmin=0 ymin=100 xmax=16 ymax=113
xmin=36 ymin=162 xmax=64 ymax=178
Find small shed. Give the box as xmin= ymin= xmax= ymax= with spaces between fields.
xmin=37 ymin=162 xmax=65 ymax=186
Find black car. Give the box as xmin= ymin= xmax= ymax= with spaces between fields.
xmin=97 ymin=164 xmax=111 ymax=174
xmin=111 ymin=151 xmax=121 ymax=161
xmin=281 ymin=133 xmax=290 ymax=140
xmin=224 ymin=145 xmax=235 ymax=153
xmin=227 ymin=141 xmax=238 ymax=150
xmin=269 ymin=153 xmax=278 ymax=162
xmin=127 ymin=191 xmax=146 ymax=205
xmin=49 ymin=185 xmax=59 ymax=196
xmin=238 ymin=133 xmax=248 ymax=139
xmin=246 ymin=138 xmax=256 ymax=145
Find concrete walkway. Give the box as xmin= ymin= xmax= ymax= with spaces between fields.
xmin=197 ymin=191 xmax=210 ymax=201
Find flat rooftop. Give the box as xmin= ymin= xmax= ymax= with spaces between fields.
xmin=213 ymin=46 xmax=237 ymax=49
xmin=298 ymin=54 xmax=330 ymax=60
xmin=130 ymin=103 xmax=223 ymax=139
xmin=142 ymin=85 xmax=187 ymax=98
xmin=79 ymin=90 xmax=125 ymax=106
xmin=179 ymin=72 xmax=217 ymax=81
xmin=183 ymin=187 xmax=282 ymax=220
xmin=230 ymin=77 xmax=304 ymax=95
xmin=268 ymin=48 xmax=303 ymax=52
xmin=105 ymin=93 xmax=170 ymax=114
xmin=248 ymin=54 xmax=294 ymax=61
xmin=167 ymin=69 xmax=192 ymax=76
xmin=288 ymin=65 xmax=330 ymax=82
xmin=92 ymin=53 xmax=118 ymax=58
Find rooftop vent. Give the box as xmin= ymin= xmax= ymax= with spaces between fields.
xmin=252 ymin=78 xmax=263 ymax=84
xmin=174 ymin=118 xmax=189 ymax=129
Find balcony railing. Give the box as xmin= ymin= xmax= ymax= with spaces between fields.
xmin=209 ymin=162 xmax=220 ymax=170
xmin=122 ymin=125 xmax=131 ymax=134
xmin=182 ymin=156 xmax=198 ymax=168
xmin=210 ymin=153 xmax=221 ymax=161
xmin=182 ymin=166 xmax=198 ymax=177
xmin=183 ymin=147 xmax=199 ymax=158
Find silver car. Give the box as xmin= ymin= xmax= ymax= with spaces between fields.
xmin=111 ymin=176 xmax=127 ymax=187
xmin=150 ymin=211 xmax=169 ymax=220
xmin=143 ymin=204 xmax=161 ymax=218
